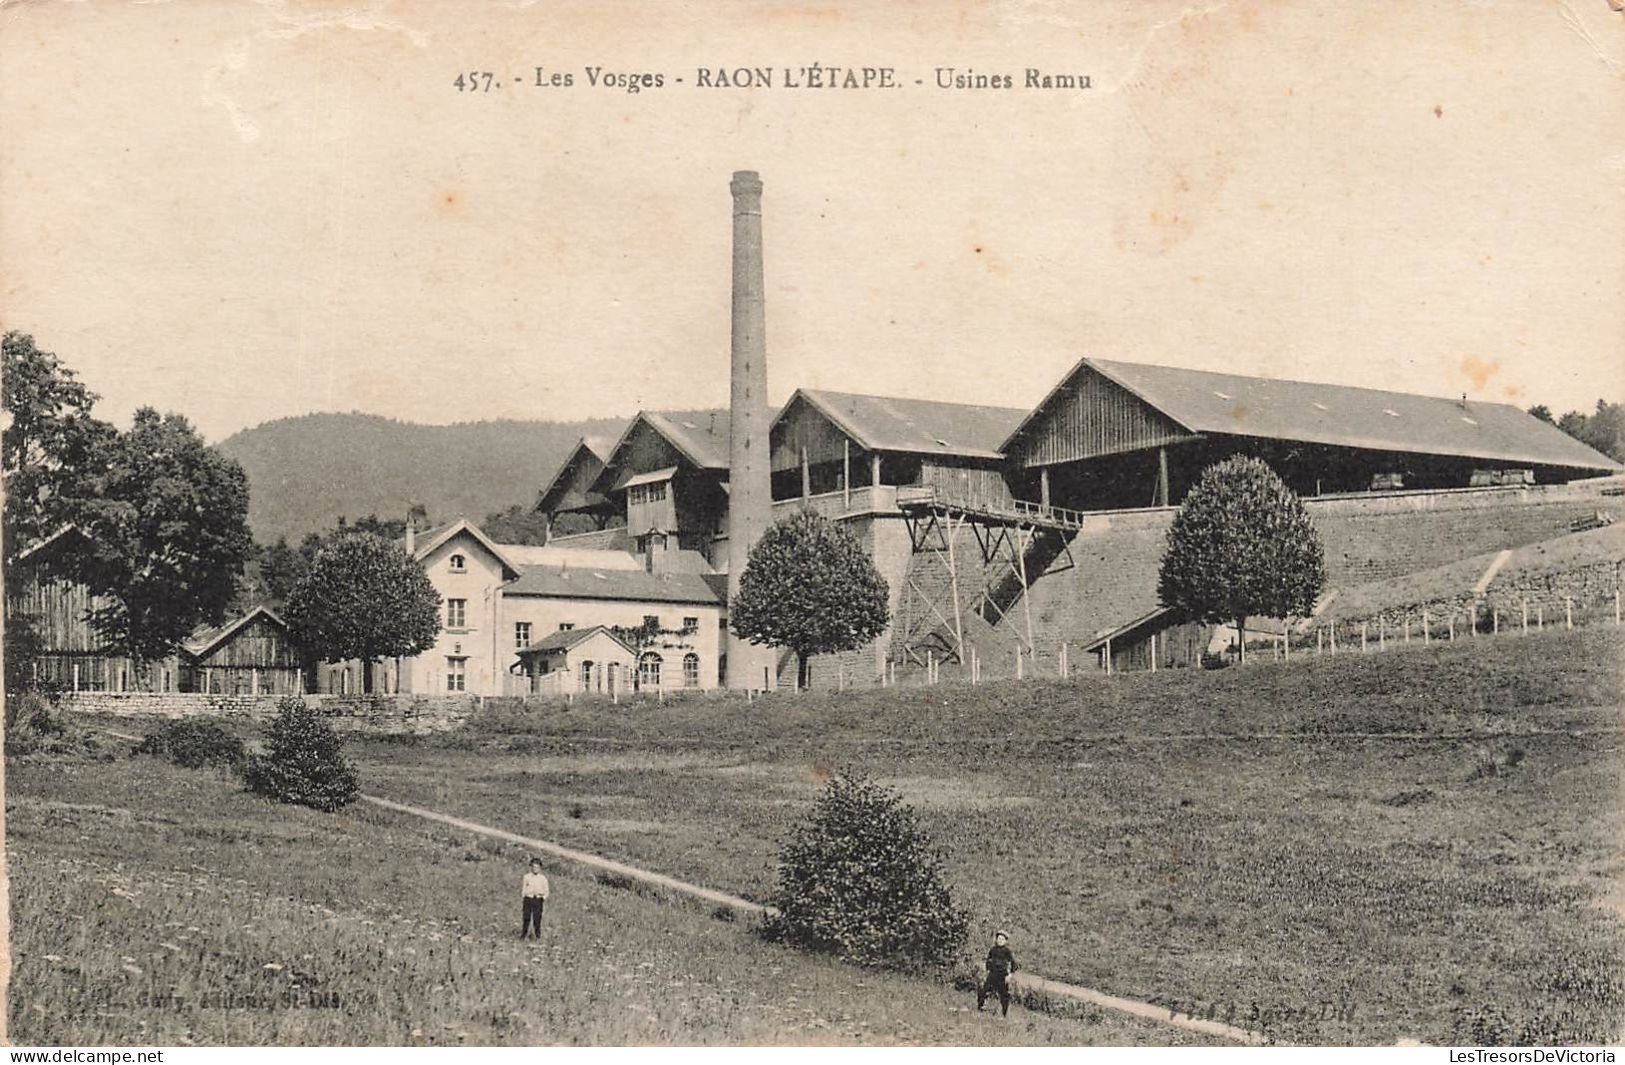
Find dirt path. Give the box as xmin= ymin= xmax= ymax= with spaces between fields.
xmin=361 ymin=792 xmax=1266 ymax=1045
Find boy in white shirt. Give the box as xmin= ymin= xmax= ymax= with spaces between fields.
xmin=520 ymin=857 xmax=550 ymax=938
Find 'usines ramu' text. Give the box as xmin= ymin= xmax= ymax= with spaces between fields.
xmin=450 ymin=66 xmax=1093 ymax=94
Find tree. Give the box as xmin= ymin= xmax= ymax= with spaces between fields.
xmin=256 ymin=537 xmax=307 ymax=603
xmin=764 ymin=771 xmax=968 ymax=970
xmin=77 ymin=408 xmax=253 ymax=662
xmin=243 ymin=697 xmax=360 ymax=811
xmin=283 ymin=531 xmax=441 ymax=691
xmin=729 ymin=509 xmax=890 ymax=689
xmin=1157 ymin=455 xmax=1325 ymax=663
xmin=1527 ymin=404 xmax=1554 ymax=425
xmin=1 ymin=332 xmax=112 ymax=568
xmin=1545 ymin=400 xmax=1625 ymax=464
xmin=482 ymin=502 xmax=552 ymax=546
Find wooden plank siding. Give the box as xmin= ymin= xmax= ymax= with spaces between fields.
xmin=7 ymin=573 xmax=187 ymax=691
xmin=1009 ymin=363 xmax=1197 ymax=468
xmin=770 ymin=394 xmax=853 ymax=473
xmin=10 ymin=574 xmax=110 ymax=654
xmin=919 ymin=460 xmax=1015 ymax=509
xmin=1099 ymin=619 xmax=1211 ymax=673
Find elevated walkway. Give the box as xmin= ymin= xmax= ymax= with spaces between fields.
xmin=897 ymin=485 xmax=1092 ymax=532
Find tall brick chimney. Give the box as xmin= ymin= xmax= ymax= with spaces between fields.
xmin=724 ymin=170 xmax=778 ymax=691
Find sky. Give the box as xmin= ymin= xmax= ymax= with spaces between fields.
xmin=1 ymin=0 xmax=1621 ymax=443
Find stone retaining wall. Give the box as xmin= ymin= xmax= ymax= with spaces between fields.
xmin=57 ymin=691 xmax=486 ymax=735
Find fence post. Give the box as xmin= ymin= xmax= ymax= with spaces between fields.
xmin=1404 ymin=617 xmax=1411 ymax=643
xmin=1448 ymin=614 xmax=1454 ymax=642
xmin=1330 ymin=624 xmax=1338 ymax=654
xmin=1617 ymin=587 xmax=1622 ymax=625
xmin=1317 ymin=629 xmax=1323 ymax=654
xmin=1379 ymin=618 xmax=1386 ymax=650
xmin=1565 ymin=597 xmax=1573 ymax=631
xmin=1521 ymin=598 xmax=1528 ymax=633
xmin=73 ymin=663 xmax=79 ymax=693
xmin=928 ymin=651 xmax=936 ymax=685
xmin=1015 ymin=647 xmax=1024 ymax=680
xmin=1361 ymin=621 xmax=1368 ymax=653
xmin=1423 ymin=609 xmax=1431 ymax=644
xmin=1150 ymin=633 xmax=1158 ymax=673
xmin=1105 ymin=636 xmax=1113 ymax=676
xmin=1537 ymin=604 xmax=1544 ymax=631
xmin=1492 ymin=609 xmax=1499 ymax=636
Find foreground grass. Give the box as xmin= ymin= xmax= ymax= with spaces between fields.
xmin=7 ymin=750 xmax=1196 ymax=1045
xmin=344 ymin=628 xmax=1625 ymax=1045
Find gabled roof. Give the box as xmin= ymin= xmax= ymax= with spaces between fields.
xmin=14 ymin=524 xmax=94 ymax=565
xmin=515 ymin=624 xmax=638 ymax=659
xmin=536 ymin=434 xmax=618 ymax=516
xmin=410 ymin=518 xmax=523 ymax=579
xmin=783 ymin=389 xmax=1026 ymax=461
xmin=643 ymin=412 xmax=729 ymax=469
xmin=1004 ymin=357 xmax=1623 ymax=473
xmin=184 ymin=605 xmax=289 ymax=659
xmin=503 ymin=564 xmax=723 ymax=606
xmin=597 ymin=410 xmax=730 ymax=484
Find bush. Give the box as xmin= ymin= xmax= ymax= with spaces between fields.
xmin=4 ymin=691 xmax=67 ymax=756
xmin=135 ymin=719 xmax=247 ymax=770
xmin=763 ymin=770 xmax=968 ymax=970
xmin=243 ymin=698 xmax=360 ymax=811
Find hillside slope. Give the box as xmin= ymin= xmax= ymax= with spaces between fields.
xmin=216 ymin=412 xmax=634 ymax=543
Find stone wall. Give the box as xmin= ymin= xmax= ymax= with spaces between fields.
xmin=885 ymin=477 xmax=1625 ymax=678
xmin=1316 ymin=558 xmax=1625 ymax=641
xmin=57 ymin=691 xmax=485 ymax=735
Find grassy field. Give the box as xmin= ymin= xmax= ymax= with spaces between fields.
xmin=5 ymin=737 xmax=1197 ymax=1045
xmin=11 ymin=627 xmax=1623 ymax=1045
xmin=342 ymin=628 xmax=1625 ymax=1046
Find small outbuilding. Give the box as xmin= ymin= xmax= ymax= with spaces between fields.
xmin=514 ymin=624 xmax=640 ymax=696
xmin=1081 ymin=607 xmax=1211 ymax=673
xmin=182 ymin=605 xmax=305 ymax=694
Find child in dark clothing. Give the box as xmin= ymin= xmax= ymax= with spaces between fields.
xmin=520 ymin=857 xmax=550 ymax=938
xmin=978 ymin=930 xmax=1018 ymax=1016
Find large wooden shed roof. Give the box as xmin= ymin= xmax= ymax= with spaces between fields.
xmin=1005 ymin=357 xmax=1622 ymax=472
xmin=782 ymin=389 xmax=1026 ymax=460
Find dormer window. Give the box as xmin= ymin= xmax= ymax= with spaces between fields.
xmin=448 ymin=553 xmax=466 ymax=572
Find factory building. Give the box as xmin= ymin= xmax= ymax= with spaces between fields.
xmin=1001 ymin=358 xmax=1620 ymax=512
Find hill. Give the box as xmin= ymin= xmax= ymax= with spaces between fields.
xmin=216 ymin=412 xmax=632 ymax=544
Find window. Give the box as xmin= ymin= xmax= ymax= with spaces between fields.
xmin=681 ymin=616 xmax=699 ymax=635
xmin=448 ymin=553 xmax=466 ymax=572
xmin=446 ymin=656 xmax=466 ymax=692
xmin=447 ymin=598 xmax=467 ymax=629
xmin=638 ymin=652 xmax=663 ymax=690
xmin=683 ymin=652 xmax=700 ymax=688
xmin=558 ymin=622 xmax=575 ymax=631
xmin=580 ymin=660 xmax=595 ymax=692
xmin=628 ymin=481 xmax=669 ymax=505
xmin=515 ymin=622 xmax=531 ymax=649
